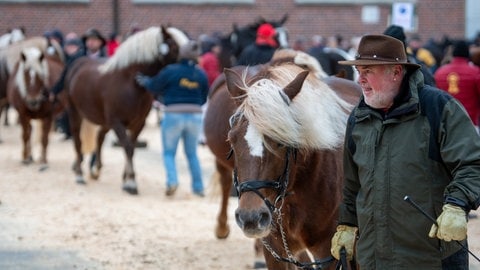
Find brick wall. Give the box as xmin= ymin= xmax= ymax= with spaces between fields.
xmin=0 ymin=0 xmax=466 ymax=48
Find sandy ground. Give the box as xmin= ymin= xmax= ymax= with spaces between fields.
xmin=0 ymin=110 xmax=256 ymax=270
xmin=0 ymin=109 xmax=480 ymax=270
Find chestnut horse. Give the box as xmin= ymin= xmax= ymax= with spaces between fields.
xmin=204 ymin=49 xmax=361 ymax=269
xmin=0 ymin=36 xmax=64 ymax=138
xmin=64 ymin=26 xmax=189 ymax=194
xmin=7 ymin=47 xmax=64 ymax=169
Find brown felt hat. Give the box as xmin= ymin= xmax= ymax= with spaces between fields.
xmin=339 ymin=34 xmax=420 ymax=69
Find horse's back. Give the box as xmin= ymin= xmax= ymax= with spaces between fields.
xmin=323 ymin=76 xmax=362 ymax=106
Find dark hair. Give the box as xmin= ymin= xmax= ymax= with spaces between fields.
xmin=452 ymin=40 xmax=470 ymax=58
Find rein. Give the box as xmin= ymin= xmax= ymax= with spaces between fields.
xmin=230 ymin=147 xmax=340 ymax=269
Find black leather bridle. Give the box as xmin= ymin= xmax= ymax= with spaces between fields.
xmin=230 ymin=147 xmax=294 ymax=213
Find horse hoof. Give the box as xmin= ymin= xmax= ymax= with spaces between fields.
xmin=76 ymin=176 xmax=86 ymax=185
xmin=38 ymin=164 xmax=49 ymax=172
xmin=215 ymin=225 xmax=230 ymax=239
xmin=122 ymin=180 xmax=138 ymax=195
xmin=90 ymin=167 xmax=99 ymax=180
xmin=22 ymin=157 xmax=33 ymax=165
xmin=253 ymin=261 xmax=267 ymax=269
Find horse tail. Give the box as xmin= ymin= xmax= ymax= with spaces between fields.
xmin=80 ymin=119 xmax=99 ymax=154
xmin=208 ymin=170 xmax=222 ymax=198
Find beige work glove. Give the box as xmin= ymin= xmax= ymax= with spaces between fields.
xmin=428 ymin=204 xmax=467 ymax=242
xmin=330 ymin=224 xmax=358 ymax=261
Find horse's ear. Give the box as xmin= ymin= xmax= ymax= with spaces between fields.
xmin=283 ymin=70 xmax=309 ymax=101
xmin=279 ymin=13 xmax=289 ymax=25
xmin=224 ymin=68 xmax=245 ymax=99
xmin=161 ymin=25 xmax=169 ymax=38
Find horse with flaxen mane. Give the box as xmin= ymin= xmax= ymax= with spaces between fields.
xmin=0 ymin=36 xmax=64 ymax=137
xmin=7 ymin=47 xmax=64 ymax=169
xmin=204 ymin=49 xmax=361 ymax=269
xmin=64 ymin=26 xmax=189 ymax=194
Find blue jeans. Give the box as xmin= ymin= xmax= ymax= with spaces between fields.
xmin=161 ymin=112 xmax=204 ymax=193
xmin=442 ymin=244 xmax=469 ymax=270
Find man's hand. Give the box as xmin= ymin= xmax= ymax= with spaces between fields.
xmin=135 ymin=73 xmax=149 ymax=87
xmin=331 ymin=224 xmax=358 ymax=261
xmin=428 ymin=204 xmax=467 ymax=242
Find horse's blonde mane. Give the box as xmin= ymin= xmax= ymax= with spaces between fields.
xmin=238 ymin=64 xmax=353 ymax=150
xmin=1 ymin=37 xmax=48 ymax=73
xmin=98 ymin=26 xmax=189 ymax=74
xmin=15 ymin=47 xmax=49 ymax=97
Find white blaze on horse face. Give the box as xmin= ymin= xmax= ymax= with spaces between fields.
xmin=245 ymin=123 xmax=263 ymax=157
xmin=29 ymin=69 xmax=36 ymax=87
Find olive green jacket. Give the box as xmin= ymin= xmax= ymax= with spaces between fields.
xmin=339 ymin=69 xmax=480 ymax=269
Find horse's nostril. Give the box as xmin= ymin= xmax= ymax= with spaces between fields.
xmin=258 ymin=211 xmax=271 ymax=228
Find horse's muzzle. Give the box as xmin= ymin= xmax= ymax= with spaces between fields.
xmin=235 ymin=203 xmax=272 ymax=238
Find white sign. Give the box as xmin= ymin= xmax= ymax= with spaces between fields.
xmin=391 ymin=2 xmax=415 ymax=32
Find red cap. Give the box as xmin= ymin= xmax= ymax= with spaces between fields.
xmin=257 ymin=23 xmax=276 ymax=38
xmin=256 ymin=23 xmax=277 ymax=47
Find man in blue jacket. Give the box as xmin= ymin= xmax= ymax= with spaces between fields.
xmin=136 ymin=41 xmax=209 ymax=197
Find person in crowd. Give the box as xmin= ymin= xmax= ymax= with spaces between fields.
xmin=330 ymin=34 xmax=480 ymax=269
xmin=44 ymin=28 xmax=64 ymax=47
xmin=199 ymin=36 xmax=221 ymax=87
xmin=50 ymin=33 xmax=85 ymax=139
xmin=407 ymin=33 xmax=438 ymax=73
xmin=106 ymin=32 xmax=122 ymax=57
xmin=307 ymin=35 xmax=333 ymax=75
xmin=135 ymin=41 xmax=209 ymax=197
xmin=434 ymin=40 xmax=480 ymax=129
xmin=383 ymin=24 xmax=436 ymax=86
xmin=82 ymin=28 xmax=107 ymax=59
xmin=235 ymin=23 xmax=277 ymax=66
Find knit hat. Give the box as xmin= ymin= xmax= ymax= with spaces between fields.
xmin=383 ymin=25 xmax=406 ymax=47
xmin=179 ymin=40 xmax=200 ymax=61
xmin=255 ymin=23 xmax=277 ymax=47
xmin=452 ymin=40 xmax=470 ymax=58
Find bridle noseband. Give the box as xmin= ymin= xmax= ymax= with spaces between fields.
xmin=231 ymin=147 xmax=294 ymax=213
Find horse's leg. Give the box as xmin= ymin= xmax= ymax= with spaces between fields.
xmin=38 ymin=117 xmax=53 ymax=171
xmin=19 ymin=116 xmax=33 ymax=165
xmin=89 ymin=127 xmax=108 ymax=180
xmin=215 ymin=160 xmax=233 ymax=239
xmin=69 ymin=107 xmax=85 ymax=184
xmin=2 ymin=103 xmax=9 ymax=126
xmin=111 ymin=121 xmax=138 ymax=195
xmin=253 ymin=239 xmax=266 ymax=269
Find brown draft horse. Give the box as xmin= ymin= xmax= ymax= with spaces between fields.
xmin=204 ymin=49 xmax=361 ymax=269
xmin=64 ymin=26 xmax=189 ymax=195
xmin=0 ymin=36 xmax=64 ymax=140
xmin=6 ymin=47 xmax=64 ymax=169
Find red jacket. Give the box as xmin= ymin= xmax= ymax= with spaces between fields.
xmin=434 ymin=57 xmax=480 ymax=125
xmin=199 ymin=52 xmax=220 ymax=87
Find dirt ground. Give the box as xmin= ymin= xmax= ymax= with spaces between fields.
xmin=0 ymin=109 xmax=479 ymax=270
